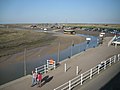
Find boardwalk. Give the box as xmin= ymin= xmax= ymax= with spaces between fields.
xmin=0 ymin=37 xmax=120 ymax=90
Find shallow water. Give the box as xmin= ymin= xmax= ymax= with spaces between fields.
xmin=0 ymin=33 xmax=98 ymax=85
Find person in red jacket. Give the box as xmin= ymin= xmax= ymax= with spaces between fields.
xmin=37 ymin=72 xmax=42 ymax=87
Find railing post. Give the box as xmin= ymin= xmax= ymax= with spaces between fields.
xmin=98 ymin=64 xmax=100 ymax=74
xmin=76 ymin=66 xmax=79 ymax=75
xmin=81 ymin=74 xmax=83 ymax=85
xmin=69 ymin=80 xmax=71 ymax=90
xmin=54 ymin=61 xmax=56 ymax=70
xmin=35 ymin=68 xmax=37 ymax=74
xmin=65 ymin=63 xmax=67 ymax=72
xmin=44 ymin=65 xmax=46 ymax=74
xmin=118 ymin=54 xmax=120 ymax=61
xmin=47 ymin=60 xmax=49 ymax=70
xmin=109 ymin=58 xmax=111 ymax=66
xmin=104 ymin=61 xmax=106 ymax=70
xmin=90 ymin=69 xmax=92 ymax=79
xmin=114 ymin=55 xmax=116 ymax=63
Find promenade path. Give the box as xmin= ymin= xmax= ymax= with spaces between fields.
xmin=0 ymin=37 xmax=120 ymax=90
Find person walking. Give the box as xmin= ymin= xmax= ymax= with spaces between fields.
xmin=37 ymin=72 xmax=42 ymax=87
xmin=31 ymin=70 xmax=37 ymax=87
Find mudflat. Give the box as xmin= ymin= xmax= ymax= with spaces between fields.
xmin=0 ymin=28 xmax=85 ymax=66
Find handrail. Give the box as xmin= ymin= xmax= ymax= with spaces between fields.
xmin=54 ymin=54 xmax=120 ymax=90
xmin=54 ymin=82 xmax=69 ymax=90
xmin=108 ymin=35 xmax=116 ymax=47
xmin=35 ymin=60 xmax=56 ymax=74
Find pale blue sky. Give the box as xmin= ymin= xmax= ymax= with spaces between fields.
xmin=0 ymin=0 xmax=120 ymax=24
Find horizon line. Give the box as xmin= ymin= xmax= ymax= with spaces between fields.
xmin=0 ymin=22 xmax=120 ymax=25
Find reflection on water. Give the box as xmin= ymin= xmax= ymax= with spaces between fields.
xmin=0 ymin=34 xmax=98 ymax=85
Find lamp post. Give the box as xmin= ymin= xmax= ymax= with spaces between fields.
xmin=57 ymin=42 xmax=60 ymax=63
xmin=24 ymin=48 xmax=27 ymax=76
xmin=70 ymin=40 xmax=74 ymax=58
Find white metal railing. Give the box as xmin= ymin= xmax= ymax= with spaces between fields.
xmin=35 ymin=64 xmax=47 ymax=74
xmin=54 ymin=54 xmax=120 ymax=90
xmin=35 ymin=60 xmax=56 ymax=74
xmin=108 ymin=35 xmax=116 ymax=47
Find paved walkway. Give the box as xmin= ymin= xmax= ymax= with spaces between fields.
xmin=0 ymin=37 xmax=120 ymax=90
xmin=74 ymin=58 xmax=120 ymax=90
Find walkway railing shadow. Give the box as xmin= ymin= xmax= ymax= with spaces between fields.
xmin=41 ymin=75 xmax=53 ymax=86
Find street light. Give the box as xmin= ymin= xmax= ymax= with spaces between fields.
xmin=24 ymin=48 xmax=27 ymax=76
xmin=57 ymin=42 xmax=60 ymax=63
xmin=70 ymin=40 xmax=74 ymax=58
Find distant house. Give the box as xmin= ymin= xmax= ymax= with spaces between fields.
xmin=63 ymin=30 xmax=76 ymax=35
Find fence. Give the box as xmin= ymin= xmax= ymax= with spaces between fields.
xmin=35 ymin=60 xmax=56 ymax=74
xmin=54 ymin=54 xmax=120 ymax=90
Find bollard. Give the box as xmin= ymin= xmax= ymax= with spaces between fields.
xmin=65 ymin=63 xmax=67 ymax=72
xmin=76 ymin=66 xmax=79 ymax=75
xmin=114 ymin=55 xmax=116 ymax=63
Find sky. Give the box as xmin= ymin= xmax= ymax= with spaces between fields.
xmin=0 ymin=0 xmax=120 ymax=24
